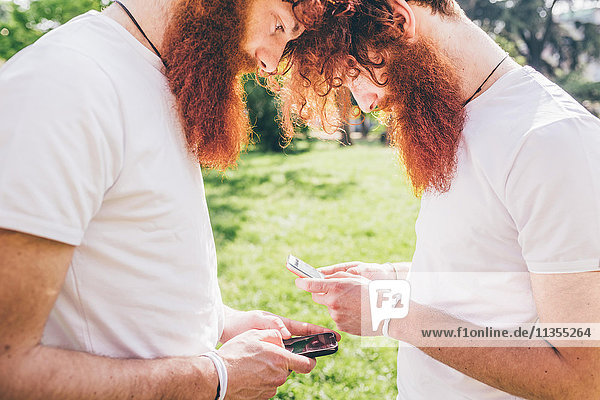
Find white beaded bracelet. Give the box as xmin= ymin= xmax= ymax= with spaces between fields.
xmin=382 ymin=293 xmax=404 ymax=338
xmin=383 ymin=262 xmax=397 ymax=280
xmin=202 ymin=351 xmax=228 ymax=400
xmin=382 ymin=318 xmax=392 ymax=338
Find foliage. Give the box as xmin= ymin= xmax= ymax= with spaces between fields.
xmin=245 ymin=75 xmax=312 ymax=153
xmin=563 ymin=77 xmax=600 ymax=100
xmin=458 ymin=0 xmax=600 ymax=78
xmin=0 ymin=0 xmax=106 ymax=60
xmin=203 ymin=141 xmax=419 ymax=399
xmin=558 ymin=71 xmax=600 ymax=114
xmin=1 ymin=1 xmax=41 ymax=60
xmin=457 ymin=0 xmax=600 ymax=112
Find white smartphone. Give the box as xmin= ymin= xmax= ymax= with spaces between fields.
xmin=286 ymin=255 xmax=324 ymax=279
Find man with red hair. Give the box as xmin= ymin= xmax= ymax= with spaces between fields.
xmin=0 ymin=0 xmax=337 ymax=399
xmin=284 ymin=0 xmax=600 ymax=398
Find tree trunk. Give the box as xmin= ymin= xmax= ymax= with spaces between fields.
xmin=360 ymin=113 xmax=369 ymax=138
xmin=340 ymin=123 xmax=353 ymax=146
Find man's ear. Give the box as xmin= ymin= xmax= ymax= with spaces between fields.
xmin=388 ymin=0 xmax=416 ymax=39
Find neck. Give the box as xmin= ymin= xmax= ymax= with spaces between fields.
xmin=103 ymin=0 xmax=171 ymax=57
xmin=412 ymin=4 xmax=520 ymax=103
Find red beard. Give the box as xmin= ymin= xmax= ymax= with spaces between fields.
xmin=381 ymin=37 xmax=466 ymax=196
xmin=162 ymin=0 xmax=255 ymax=170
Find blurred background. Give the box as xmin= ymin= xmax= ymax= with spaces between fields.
xmin=1 ymin=1 xmax=598 ymax=398
xmin=1 ymin=0 xmax=599 ymax=150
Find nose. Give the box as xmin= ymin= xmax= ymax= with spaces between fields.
xmin=255 ymin=45 xmax=284 ymax=74
xmin=347 ymin=77 xmax=379 ymax=113
xmin=351 ymin=89 xmax=378 ymax=113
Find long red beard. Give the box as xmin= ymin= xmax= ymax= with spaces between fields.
xmin=382 ymin=37 xmax=466 ymax=196
xmin=162 ymin=0 xmax=255 ymax=170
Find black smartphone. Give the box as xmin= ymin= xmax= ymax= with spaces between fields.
xmin=283 ymin=332 xmax=338 ymax=358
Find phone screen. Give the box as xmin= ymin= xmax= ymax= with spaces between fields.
xmin=286 ymin=255 xmax=324 ymax=279
xmin=283 ymin=333 xmax=338 ymax=358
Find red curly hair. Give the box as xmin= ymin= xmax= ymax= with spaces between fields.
xmin=278 ymin=0 xmax=466 ymax=195
xmin=279 ymin=0 xmax=457 ymax=129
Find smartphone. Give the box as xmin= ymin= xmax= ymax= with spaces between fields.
xmin=286 ymin=254 xmax=324 ymax=279
xmin=283 ymin=333 xmax=338 ymax=358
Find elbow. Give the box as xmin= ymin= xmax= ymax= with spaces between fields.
xmin=529 ymin=349 xmax=600 ymax=400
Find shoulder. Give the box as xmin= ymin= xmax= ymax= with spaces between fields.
xmin=0 ymin=10 xmax=134 ymax=95
xmin=1 ymin=23 xmax=117 ymax=96
xmin=0 ymin=21 xmax=126 ymax=174
xmin=0 ymin=13 xmax=125 ymax=132
xmin=508 ymin=68 xmax=599 ymax=176
xmin=461 ymin=67 xmax=599 ymax=188
xmin=509 ymin=115 xmax=600 ymax=188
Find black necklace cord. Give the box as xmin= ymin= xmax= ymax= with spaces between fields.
xmin=113 ymin=0 xmax=163 ymax=62
xmin=463 ymin=53 xmax=509 ymax=107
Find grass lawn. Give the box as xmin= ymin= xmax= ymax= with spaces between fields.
xmin=203 ymin=141 xmax=420 ymax=399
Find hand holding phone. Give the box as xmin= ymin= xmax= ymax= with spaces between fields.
xmin=283 ymin=333 xmax=338 ymax=358
xmin=286 ymin=255 xmax=324 ymax=279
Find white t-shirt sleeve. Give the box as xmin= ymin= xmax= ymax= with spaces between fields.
xmin=0 ymin=44 xmax=124 ymax=245
xmin=505 ymin=117 xmax=600 ymax=273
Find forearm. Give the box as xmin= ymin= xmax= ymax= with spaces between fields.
xmin=391 ymin=303 xmax=599 ymax=399
xmin=418 ymin=346 xmax=595 ymax=400
xmin=0 ymin=344 xmax=218 ymax=400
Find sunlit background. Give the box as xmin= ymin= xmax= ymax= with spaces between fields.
xmin=1 ymin=1 xmax=598 ymax=398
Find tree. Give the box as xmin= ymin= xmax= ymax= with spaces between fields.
xmin=245 ymin=76 xmax=312 ymax=152
xmin=245 ymin=77 xmax=287 ymax=152
xmin=458 ymin=0 xmax=600 ymax=79
xmin=1 ymin=1 xmax=43 ymax=60
xmin=0 ymin=0 xmax=107 ymax=60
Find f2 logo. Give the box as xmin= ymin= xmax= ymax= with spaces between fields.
xmin=368 ymin=280 xmax=411 ymax=331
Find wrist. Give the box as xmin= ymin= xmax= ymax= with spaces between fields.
xmin=201 ymin=351 xmax=228 ymax=400
xmin=187 ymin=356 xmax=220 ymax=400
xmin=390 ymin=262 xmax=411 ymax=280
xmin=382 ymin=318 xmax=392 ymax=338
xmin=382 ymin=262 xmax=402 ymax=280
xmin=383 ymin=305 xmax=409 ymax=339
xmin=386 ymin=301 xmax=422 ymax=345
xmin=158 ymin=356 xmax=219 ymax=400
xmin=386 ymin=316 xmax=406 ymax=341
xmin=391 ymin=263 xmax=401 ymax=280
xmin=200 ymin=356 xmax=220 ymax=400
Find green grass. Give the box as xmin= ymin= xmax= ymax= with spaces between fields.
xmin=203 ymin=141 xmax=420 ymax=399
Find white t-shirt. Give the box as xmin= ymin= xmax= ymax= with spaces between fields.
xmin=0 ymin=11 xmax=224 ymax=359
xmin=397 ymin=67 xmax=600 ymax=399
